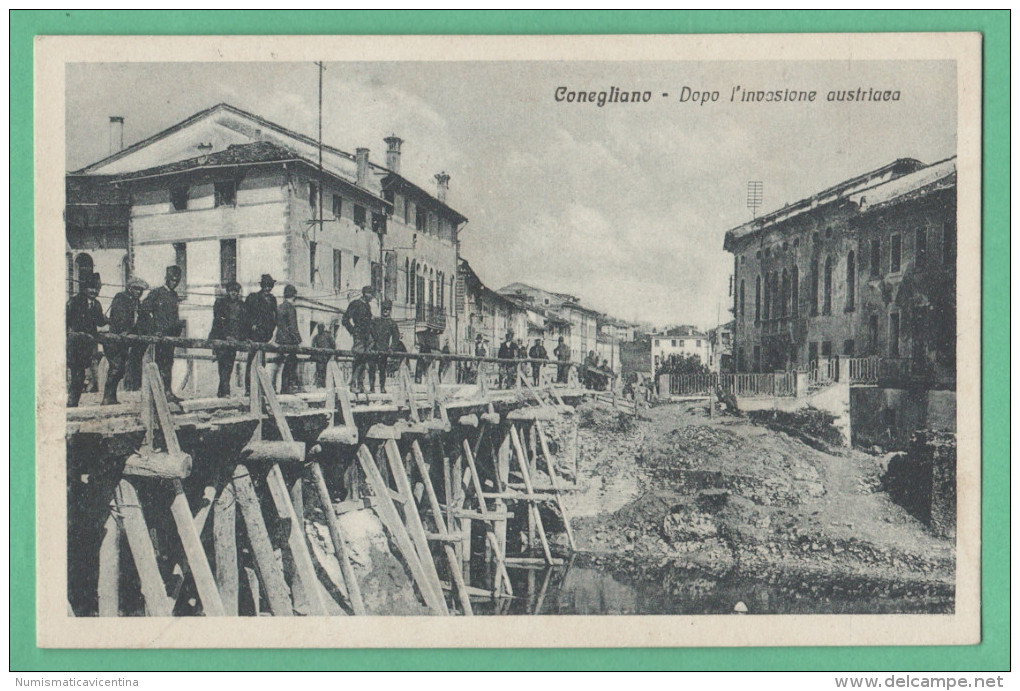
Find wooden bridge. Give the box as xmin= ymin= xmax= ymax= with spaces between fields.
xmin=65 ymin=334 xmax=627 ymax=617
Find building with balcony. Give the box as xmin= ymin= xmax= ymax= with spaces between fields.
xmin=724 ymin=156 xmax=956 ymax=388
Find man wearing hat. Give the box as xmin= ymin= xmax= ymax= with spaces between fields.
xmin=342 ymin=285 xmax=375 ymax=392
xmin=244 ymin=274 xmax=278 ymax=395
xmin=139 ymin=265 xmax=185 ymax=402
xmin=311 ymin=321 xmax=337 ymax=388
xmin=209 ymin=281 xmax=246 ymax=398
xmin=66 ymin=272 xmax=107 ymax=407
xmin=274 ymin=284 xmax=302 ymax=394
xmin=101 ymin=276 xmax=148 ymax=405
xmin=528 ymin=338 xmax=548 ymax=386
xmin=368 ymin=299 xmax=401 ymax=394
xmin=554 ymin=335 xmax=570 ymax=384
xmin=497 ymin=331 xmax=518 ymax=389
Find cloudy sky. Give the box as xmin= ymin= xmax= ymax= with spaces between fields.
xmin=66 ymin=60 xmax=955 ymax=328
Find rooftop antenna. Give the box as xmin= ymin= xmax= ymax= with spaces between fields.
xmin=747 ymin=180 xmax=763 ymax=220
xmin=306 ymin=62 xmax=330 ymax=257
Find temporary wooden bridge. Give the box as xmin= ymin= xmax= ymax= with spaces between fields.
xmin=65 ymin=334 xmax=629 ymax=617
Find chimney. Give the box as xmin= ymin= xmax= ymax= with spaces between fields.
xmin=355 ymin=148 xmax=370 ymax=188
xmin=384 ymin=135 xmax=403 ymax=174
xmin=109 ymin=116 xmax=124 ymax=155
xmin=434 ymin=171 xmax=450 ymax=203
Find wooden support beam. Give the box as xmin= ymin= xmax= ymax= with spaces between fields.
xmin=232 ymin=465 xmax=293 ymax=616
xmin=114 ymin=479 xmax=172 ymax=617
xmin=536 ymin=422 xmax=577 ymax=551
xmin=97 ymin=513 xmax=121 ymax=617
xmin=308 ymin=460 xmax=366 ymax=615
xmin=169 ymin=479 xmax=225 ymax=616
xmin=508 ymin=426 xmax=554 ymax=565
xmin=213 ymin=481 xmax=239 ymax=616
xmin=461 ymin=439 xmax=513 ymax=596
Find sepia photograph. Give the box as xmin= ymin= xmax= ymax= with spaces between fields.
xmin=33 ymin=32 xmax=982 ymax=649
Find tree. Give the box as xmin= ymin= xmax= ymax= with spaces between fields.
xmin=655 ymin=353 xmax=709 ymax=378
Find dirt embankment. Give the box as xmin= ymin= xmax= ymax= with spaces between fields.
xmin=565 ymin=402 xmax=955 ymax=597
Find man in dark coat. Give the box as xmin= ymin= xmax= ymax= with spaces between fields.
xmin=528 ymin=338 xmax=548 ymax=386
xmin=274 ymin=284 xmax=302 ymax=394
xmin=244 ymin=274 xmax=278 ymax=394
xmin=369 ymin=299 xmax=401 ymax=394
xmin=342 ymin=285 xmax=375 ymax=392
xmin=66 ymin=272 xmax=107 ymax=407
xmin=101 ymin=277 xmax=148 ymax=405
xmin=497 ymin=331 xmax=517 ymax=389
xmin=311 ymin=322 xmax=336 ymax=388
xmin=554 ymin=336 xmax=570 ymax=384
xmin=209 ymin=281 xmax=245 ymax=398
xmin=139 ymin=265 xmax=185 ymax=402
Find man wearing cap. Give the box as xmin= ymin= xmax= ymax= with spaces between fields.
xmin=139 ymin=265 xmax=185 ymax=402
xmin=101 ymin=277 xmax=148 ymax=405
xmin=274 ymin=284 xmax=302 ymax=394
xmin=368 ymin=299 xmax=401 ymax=394
xmin=554 ymin=336 xmax=570 ymax=384
xmin=497 ymin=331 xmax=518 ymax=389
xmin=342 ymin=286 xmax=375 ymax=392
xmin=311 ymin=322 xmax=336 ymax=388
xmin=528 ymin=338 xmax=548 ymax=387
xmin=66 ymin=272 xmax=107 ymax=407
xmin=209 ymin=281 xmax=245 ymax=398
xmin=244 ymin=274 xmax=278 ymax=395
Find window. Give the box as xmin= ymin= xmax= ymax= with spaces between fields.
xmin=810 ymin=260 xmax=819 ymax=316
xmin=415 ymin=206 xmax=427 ymax=232
xmin=845 ymin=250 xmax=856 ymax=312
xmin=671 ymin=339 xmax=677 ymax=347
xmin=220 ymin=239 xmax=236 ymax=284
xmin=781 ymin=269 xmax=790 ymax=317
xmin=371 ymin=262 xmax=382 ymax=293
xmin=384 ymin=253 xmax=397 ymax=302
xmin=753 ymin=345 xmax=761 ymax=371
xmin=890 ymin=233 xmax=901 ymax=273
xmin=763 ymin=273 xmax=771 ymax=320
xmin=404 ymin=200 xmax=412 ymax=225
xmin=309 ymin=241 xmax=317 ymax=284
xmin=371 ymin=212 xmax=387 ymax=234
xmin=915 ymin=227 xmax=927 ymax=268
xmin=173 ymin=242 xmax=187 ymax=290
xmin=171 ymin=186 xmax=189 ymax=211
xmin=309 ymin=182 xmax=318 ymax=208
xmin=843 ymin=339 xmax=855 ymax=356
xmin=353 ymin=204 xmax=366 ymax=229
xmin=409 ymin=262 xmax=417 ymax=303
xmin=889 ymin=312 xmax=900 ymax=356
xmin=333 ymin=249 xmax=342 ymax=293
xmin=791 ymin=265 xmax=799 ymax=317
xmin=869 ymin=315 xmax=879 ymax=352
xmin=332 ymin=194 xmax=342 ymax=218
xmin=214 ymin=181 xmax=236 ymax=208
xmin=943 ymin=217 xmax=956 ymax=265
xmin=755 ymin=276 xmax=761 ymax=322
xmin=821 ymin=341 xmax=832 ymax=358
xmin=870 ymin=238 xmax=881 ymax=277
xmin=822 ymin=257 xmax=833 ymax=315
xmin=739 ymin=279 xmax=745 ymax=319
xmin=808 ymin=342 xmax=818 ymax=364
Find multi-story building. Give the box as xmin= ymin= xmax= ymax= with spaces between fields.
xmin=69 ymin=104 xmax=466 ymax=392
xmin=707 ymin=320 xmax=734 ymax=372
xmin=724 ymin=157 xmax=956 ymax=385
xmin=650 ymin=325 xmax=711 ymax=372
xmin=456 ymin=258 xmax=525 ymax=353
xmin=498 ymin=283 xmax=599 ymax=362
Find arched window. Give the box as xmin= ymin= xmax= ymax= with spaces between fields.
xmin=755 ymin=276 xmax=761 ymax=322
xmin=74 ymin=253 xmax=94 ymax=292
xmin=410 ymin=261 xmax=417 ymax=304
xmin=405 ymin=258 xmax=410 ymax=303
xmin=781 ymin=269 xmax=790 ymax=317
xmin=810 ymin=259 xmax=820 ymax=316
xmin=739 ymin=279 xmax=745 ymax=319
xmin=823 ymin=256 xmax=833 ymax=315
xmin=791 ymin=265 xmax=800 ymax=317
xmin=845 ymin=251 xmax=856 ymax=312
xmin=763 ymin=273 xmax=771 ymax=320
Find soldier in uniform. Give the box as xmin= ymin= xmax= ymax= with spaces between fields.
xmin=244 ymin=274 xmax=278 ymax=395
xmin=311 ymin=322 xmax=336 ymax=389
xmin=274 ymin=285 xmax=302 ymax=394
xmin=139 ymin=265 xmax=185 ymax=402
xmin=497 ymin=331 xmax=518 ymax=389
xmin=369 ymin=299 xmax=401 ymax=394
xmin=101 ymin=277 xmax=148 ymax=405
xmin=554 ymin=336 xmax=570 ymax=384
xmin=528 ymin=338 xmax=548 ymax=386
xmin=342 ymin=285 xmax=375 ymax=392
xmin=66 ymin=272 xmax=106 ymax=407
xmin=209 ymin=281 xmax=245 ymax=398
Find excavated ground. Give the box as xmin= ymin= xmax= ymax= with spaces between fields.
xmin=558 ymin=401 xmax=955 ymax=614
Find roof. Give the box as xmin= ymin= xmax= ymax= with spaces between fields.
xmin=724 ymin=158 xmax=927 ymax=249
xmin=382 ymin=173 xmax=467 ymax=224
xmin=72 ymin=102 xmax=463 ymax=222
xmin=105 ymin=141 xmax=391 ymax=209
xmin=458 ymin=258 xmax=520 ymax=310
xmin=849 ymin=156 xmax=956 ymax=213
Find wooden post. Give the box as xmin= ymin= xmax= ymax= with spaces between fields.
xmin=168 ymin=480 xmax=225 ymax=616
xmin=461 ymin=439 xmax=513 ymax=596
xmin=97 ymin=512 xmax=121 ymax=617
xmin=509 ymin=426 xmax=553 ymax=565
xmin=536 ymin=422 xmax=577 ymax=551
xmin=213 ymin=481 xmax=239 ymax=616
xmin=114 ymin=479 xmax=172 ymax=617
xmin=232 ymin=465 xmax=293 ymax=616
xmin=308 ymin=461 xmax=366 ymax=615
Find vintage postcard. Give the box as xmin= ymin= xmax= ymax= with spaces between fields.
xmin=35 ymin=32 xmax=981 ymax=648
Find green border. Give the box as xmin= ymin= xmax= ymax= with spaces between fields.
xmin=11 ymin=10 xmax=1009 ymax=672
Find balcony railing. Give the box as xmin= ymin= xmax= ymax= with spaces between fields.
xmin=415 ymin=303 xmax=447 ymax=331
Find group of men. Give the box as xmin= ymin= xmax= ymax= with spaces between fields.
xmin=66 ymin=266 xmax=186 ymax=407
xmin=489 ymin=331 xmax=572 ymax=388
xmin=341 ymin=285 xmax=403 ymax=394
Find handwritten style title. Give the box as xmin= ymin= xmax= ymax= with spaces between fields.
xmin=554 ymin=85 xmax=902 ymax=107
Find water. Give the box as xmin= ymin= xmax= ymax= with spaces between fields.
xmin=476 ymin=561 xmax=954 ymax=615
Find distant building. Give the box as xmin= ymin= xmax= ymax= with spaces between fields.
xmin=707 ymin=320 xmax=734 ymax=372
xmin=724 ymin=156 xmax=956 ymax=386
xmin=456 ymin=258 xmax=527 ymax=353
xmin=498 ymin=282 xmax=599 ymax=362
xmin=650 ymin=325 xmax=711 ymax=372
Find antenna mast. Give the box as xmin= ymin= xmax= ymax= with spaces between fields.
xmin=747 ymin=180 xmax=763 ymax=220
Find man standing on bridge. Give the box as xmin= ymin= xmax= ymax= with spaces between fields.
xmin=343 ymin=285 xmax=375 ymax=393
xmin=209 ymin=281 xmax=245 ymax=398
xmin=498 ymin=331 xmax=517 ymax=389
xmin=554 ymin=336 xmax=570 ymax=384
xmin=528 ymin=338 xmax=548 ymax=386
xmin=274 ymin=284 xmax=302 ymax=394
xmin=244 ymin=274 xmax=277 ymax=395
xmin=66 ymin=272 xmax=106 ymax=407
xmin=139 ymin=265 xmax=184 ymax=403
xmin=102 ymin=277 xmax=148 ymax=405
xmin=311 ymin=321 xmax=336 ymax=388
xmin=369 ymin=299 xmax=401 ymax=394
